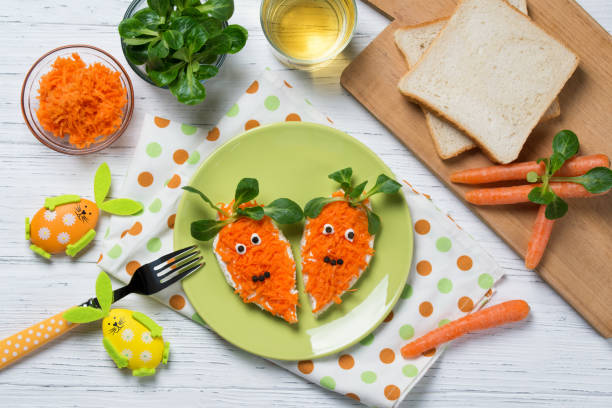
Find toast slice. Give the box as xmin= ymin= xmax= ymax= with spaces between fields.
xmin=398 ymin=0 xmax=578 ymax=164
xmin=394 ymin=0 xmax=561 ymax=159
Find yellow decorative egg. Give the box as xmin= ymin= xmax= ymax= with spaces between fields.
xmin=101 ymin=309 xmax=168 ymax=376
xmin=29 ymin=198 xmax=99 ymax=255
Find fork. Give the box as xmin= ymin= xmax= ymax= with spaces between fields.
xmin=0 ymin=246 xmax=203 ymax=370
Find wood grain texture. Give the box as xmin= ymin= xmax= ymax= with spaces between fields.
xmin=341 ymin=0 xmax=612 ymax=337
xmin=0 ymin=1 xmax=611 ymax=407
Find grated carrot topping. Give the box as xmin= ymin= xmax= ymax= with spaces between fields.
xmin=301 ymin=197 xmax=374 ymax=313
xmin=35 ymin=53 xmax=127 ymax=148
xmin=215 ymin=201 xmax=298 ymax=323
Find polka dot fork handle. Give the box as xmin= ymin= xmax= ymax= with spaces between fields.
xmin=0 ymin=245 xmax=203 ymax=371
xmin=0 ymin=310 xmax=77 ymax=370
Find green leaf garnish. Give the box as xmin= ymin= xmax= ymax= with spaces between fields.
xmin=196 ymin=0 xmax=234 ymax=20
xmin=528 ymin=130 xmax=611 ymax=219
xmin=545 ymin=196 xmax=568 ymax=219
xmin=328 ymin=168 xmax=353 ymax=192
xmin=555 ymin=167 xmax=612 ymax=194
xmin=95 ymin=272 xmax=113 ymax=315
xmin=263 ymin=198 xmax=304 ymax=224
xmin=237 ymin=206 xmax=264 ymax=220
xmin=526 ymin=171 xmax=539 ymax=183
xmin=527 ymin=186 xmax=554 ymax=205
xmin=365 ymin=174 xmax=402 ymax=198
xmin=234 ymin=178 xmax=259 ymax=210
xmin=182 ymin=186 xmax=228 ymax=216
xmin=366 ymin=209 xmax=381 ymax=235
xmin=186 ymin=177 xmax=303 ymax=241
xmin=348 ymin=181 xmax=368 ymax=200
xmin=304 ymin=197 xmax=344 ymax=218
xmin=191 ymin=219 xmax=229 ymax=241
xmin=309 ymin=168 xmax=402 ymax=235
xmin=552 ymin=130 xmax=579 ymax=160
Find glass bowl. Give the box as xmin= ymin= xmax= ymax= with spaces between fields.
xmin=21 ymin=44 xmax=134 ymax=155
xmin=120 ymin=0 xmax=227 ymax=88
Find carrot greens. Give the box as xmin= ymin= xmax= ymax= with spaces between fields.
xmin=526 ymin=130 xmax=612 ymax=219
xmin=304 ymin=168 xmax=402 ymax=235
xmin=183 ymin=179 xmax=303 ymax=241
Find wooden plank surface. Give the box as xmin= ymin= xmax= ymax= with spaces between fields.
xmin=341 ymin=0 xmax=612 ymax=337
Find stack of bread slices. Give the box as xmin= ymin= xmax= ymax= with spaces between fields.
xmin=395 ymin=0 xmax=578 ymax=163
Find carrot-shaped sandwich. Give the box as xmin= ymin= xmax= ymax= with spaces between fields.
xmin=401 ymin=300 xmax=530 ymax=359
xmin=183 ymin=179 xmax=304 ymax=324
xmin=302 ymin=168 xmax=402 ymax=316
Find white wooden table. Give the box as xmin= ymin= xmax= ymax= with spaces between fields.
xmin=1 ymin=1 xmax=611 ymax=407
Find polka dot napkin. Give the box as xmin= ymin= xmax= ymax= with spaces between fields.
xmin=98 ymin=70 xmax=503 ymax=407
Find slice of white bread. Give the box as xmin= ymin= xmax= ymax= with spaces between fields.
xmin=398 ymin=0 xmax=579 ymax=164
xmin=395 ymin=0 xmax=562 ymax=160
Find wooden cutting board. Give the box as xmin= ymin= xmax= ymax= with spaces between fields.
xmin=341 ymin=0 xmax=612 ymax=337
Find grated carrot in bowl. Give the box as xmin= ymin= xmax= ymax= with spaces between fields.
xmin=35 ymin=53 xmax=127 ymax=148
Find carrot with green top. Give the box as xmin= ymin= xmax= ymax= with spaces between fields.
xmin=465 ymin=182 xmax=603 ymax=205
xmin=525 ymin=205 xmax=555 ymax=269
xmin=451 ymin=154 xmax=610 ymax=184
xmin=401 ymin=300 xmax=530 ymax=359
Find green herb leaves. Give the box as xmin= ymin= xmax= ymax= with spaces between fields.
xmin=305 ymin=168 xmax=402 ymax=235
xmin=119 ymin=0 xmax=247 ymax=105
xmin=526 ymin=130 xmax=612 ymax=219
xmin=183 ymin=179 xmax=304 ymax=241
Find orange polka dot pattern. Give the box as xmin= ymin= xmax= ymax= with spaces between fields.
xmin=126 ymin=261 xmax=141 ymax=276
xmin=207 ymin=127 xmax=220 ymax=141
xmin=285 ymin=113 xmax=301 ymax=122
xmin=167 ymin=174 xmax=181 ymax=189
xmin=245 ymin=119 xmax=260 ymax=130
xmin=138 ymin=172 xmax=154 ymax=187
xmin=414 ymin=219 xmax=430 ymax=234
xmin=169 ymin=294 xmax=186 ymax=310
xmin=416 ymin=260 xmax=432 ymax=276
xmin=419 ymin=301 xmax=434 ymax=317
xmin=154 ymin=116 xmax=170 ymax=128
xmin=384 ymin=385 xmax=401 ymax=401
xmin=379 ymin=348 xmax=395 ymax=364
xmin=173 ymin=149 xmax=189 ymax=164
xmin=298 ymin=360 xmax=314 ymax=374
xmin=457 ymin=255 xmax=473 ymax=271
xmin=246 ymin=80 xmax=259 ymax=94
xmin=338 ymin=354 xmax=354 ymax=370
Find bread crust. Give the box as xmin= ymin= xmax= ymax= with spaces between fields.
xmin=398 ymin=0 xmax=579 ymax=163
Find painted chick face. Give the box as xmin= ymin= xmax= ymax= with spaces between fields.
xmin=301 ymin=200 xmax=374 ymax=314
xmin=214 ymin=216 xmax=298 ymax=323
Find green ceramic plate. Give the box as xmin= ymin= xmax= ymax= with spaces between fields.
xmin=175 ymin=122 xmax=413 ymax=360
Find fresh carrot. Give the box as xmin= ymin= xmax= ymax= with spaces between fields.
xmin=465 ymin=182 xmax=604 ymax=205
xmin=525 ymin=205 xmax=555 ymax=269
xmin=401 ymin=300 xmax=530 ymax=359
xmin=451 ymin=154 xmax=610 ymax=184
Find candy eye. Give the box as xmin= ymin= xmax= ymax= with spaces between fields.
xmin=235 ymin=243 xmax=246 ymax=255
xmin=251 ymin=233 xmax=261 ymax=245
xmin=323 ymin=224 xmax=334 ymax=235
xmin=345 ymin=229 xmax=355 ymax=242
